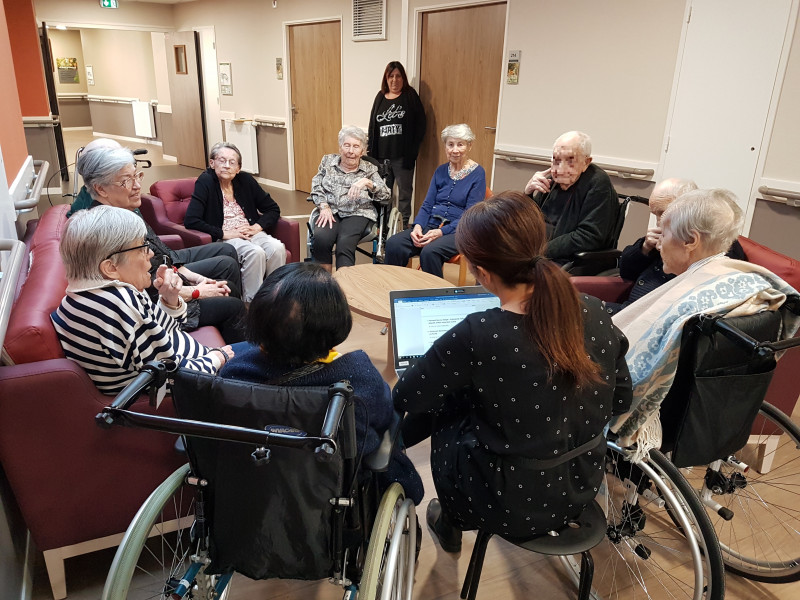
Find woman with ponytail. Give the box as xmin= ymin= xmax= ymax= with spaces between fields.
xmin=393 ymin=191 xmax=632 ymax=552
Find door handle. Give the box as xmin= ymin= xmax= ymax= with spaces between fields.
xmin=484 ymin=126 xmax=496 ymax=132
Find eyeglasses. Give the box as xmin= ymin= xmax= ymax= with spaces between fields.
xmin=105 ymin=241 xmax=151 ymax=261
xmin=112 ymin=171 xmax=145 ymax=190
xmin=214 ymin=157 xmax=239 ymax=167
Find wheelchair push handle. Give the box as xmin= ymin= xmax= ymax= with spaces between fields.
xmin=704 ymin=316 xmax=800 ymax=357
xmin=95 ymin=360 xmax=174 ymax=428
xmin=316 ymin=381 xmax=354 ymax=461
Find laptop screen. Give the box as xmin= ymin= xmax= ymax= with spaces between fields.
xmin=390 ymin=287 xmax=500 ymax=367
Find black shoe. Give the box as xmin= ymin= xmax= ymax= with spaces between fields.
xmin=426 ymin=498 xmax=462 ymax=553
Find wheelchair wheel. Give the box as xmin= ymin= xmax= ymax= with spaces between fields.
xmin=678 ymin=401 xmax=800 ymax=583
xmin=564 ymin=443 xmax=724 ymax=600
xmin=359 ymin=482 xmax=416 ymax=600
xmin=102 ymin=464 xmax=231 ymax=600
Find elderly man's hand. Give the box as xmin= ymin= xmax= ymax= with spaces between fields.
xmin=525 ymin=168 xmax=552 ymax=196
xmin=642 ymin=226 xmax=662 ymax=254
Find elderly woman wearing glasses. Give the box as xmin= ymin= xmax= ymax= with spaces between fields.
xmin=76 ymin=145 xmax=246 ymax=343
xmin=51 ymin=206 xmax=239 ymax=394
xmin=185 ymin=142 xmax=286 ymax=302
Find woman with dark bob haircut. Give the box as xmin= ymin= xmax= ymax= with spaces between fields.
xmin=220 ymin=262 xmax=423 ymax=504
xmin=393 ymin=191 xmax=632 ymax=552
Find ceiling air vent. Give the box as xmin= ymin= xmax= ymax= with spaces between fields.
xmin=353 ymin=0 xmax=386 ymax=41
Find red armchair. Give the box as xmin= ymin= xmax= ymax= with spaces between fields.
xmin=571 ymin=236 xmax=800 ymax=419
xmin=0 ymin=205 xmax=225 ymax=599
xmin=141 ymin=178 xmax=302 ymax=262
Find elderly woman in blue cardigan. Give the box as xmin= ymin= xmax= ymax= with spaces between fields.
xmin=384 ymin=124 xmax=486 ymax=277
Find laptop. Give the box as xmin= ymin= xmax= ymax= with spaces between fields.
xmin=390 ymin=286 xmax=501 ymax=378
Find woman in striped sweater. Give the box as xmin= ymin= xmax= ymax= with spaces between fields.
xmin=51 ymin=205 xmax=236 ymax=395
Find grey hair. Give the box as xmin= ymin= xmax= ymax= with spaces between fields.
xmin=60 ymin=205 xmax=147 ymax=283
xmin=554 ymin=131 xmax=592 ymax=158
xmin=209 ymin=141 xmax=242 ymax=166
xmin=338 ymin=126 xmax=368 ymax=148
xmin=78 ymin=146 xmax=135 ymax=200
xmin=441 ymin=123 xmax=475 ymax=143
xmin=662 ymin=188 xmax=744 ymax=255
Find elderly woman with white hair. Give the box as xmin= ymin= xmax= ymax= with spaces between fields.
xmin=51 ymin=206 xmax=239 ymax=395
xmin=384 ymin=124 xmax=486 ymax=277
xmin=310 ymin=125 xmax=390 ymax=270
xmin=611 ymin=189 xmax=800 ymax=449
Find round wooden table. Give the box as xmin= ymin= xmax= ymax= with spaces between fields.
xmin=333 ymin=264 xmax=453 ymax=369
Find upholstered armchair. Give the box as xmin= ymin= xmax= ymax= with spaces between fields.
xmin=141 ymin=178 xmax=301 ymax=263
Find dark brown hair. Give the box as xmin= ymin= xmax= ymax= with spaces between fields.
xmin=455 ymin=191 xmax=601 ymax=387
xmin=380 ymin=61 xmax=410 ymax=95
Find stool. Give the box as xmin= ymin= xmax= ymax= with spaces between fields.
xmin=460 ymin=500 xmax=606 ymax=600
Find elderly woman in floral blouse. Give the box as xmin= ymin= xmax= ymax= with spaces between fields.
xmin=310 ymin=126 xmax=390 ymax=271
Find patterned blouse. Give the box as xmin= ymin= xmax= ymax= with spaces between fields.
xmin=310 ymin=154 xmax=390 ymax=221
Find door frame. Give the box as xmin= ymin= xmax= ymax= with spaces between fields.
xmin=283 ymin=15 xmax=344 ymax=191
xmin=407 ymin=1 xmax=509 ymax=189
xmin=193 ymin=26 xmax=223 ymax=151
xmin=656 ymin=0 xmax=800 ymax=237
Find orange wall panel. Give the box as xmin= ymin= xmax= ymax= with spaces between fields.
xmin=5 ymin=0 xmax=49 ymax=116
xmin=0 ymin=0 xmax=28 ymax=183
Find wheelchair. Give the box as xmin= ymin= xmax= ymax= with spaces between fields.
xmin=306 ymin=157 xmax=402 ymax=264
xmin=96 ymin=362 xmax=417 ymax=600
xmin=654 ymin=297 xmax=800 ymax=584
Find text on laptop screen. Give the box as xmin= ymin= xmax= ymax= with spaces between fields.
xmin=393 ymin=292 xmax=500 ymax=360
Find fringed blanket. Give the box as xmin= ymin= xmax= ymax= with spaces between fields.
xmin=610 ymin=254 xmax=799 ymax=452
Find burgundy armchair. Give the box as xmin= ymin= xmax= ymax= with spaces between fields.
xmin=571 ymin=236 xmax=800 ymax=419
xmin=141 ymin=178 xmax=302 ymax=262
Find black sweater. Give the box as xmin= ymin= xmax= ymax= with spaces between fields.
xmin=367 ymin=88 xmax=426 ymax=170
xmin=185 ymin=168 xmax=281 ymax=242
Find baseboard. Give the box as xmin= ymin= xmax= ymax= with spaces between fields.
xmin=161 ymin=154 xmax=177 ymax=162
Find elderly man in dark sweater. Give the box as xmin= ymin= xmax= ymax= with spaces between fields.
xmin=604 ymin=177 xmax=747 ymax=315
xmin=525 ymin=131 xmax=618 ymax=264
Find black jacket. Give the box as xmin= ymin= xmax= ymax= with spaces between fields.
xmin=531 ymin=163 xmax=618 ymax=260
xmin=367 ymin=87 xmax=426 ymax=170
xmin=185 ymin=168 xmax=281 ymax=242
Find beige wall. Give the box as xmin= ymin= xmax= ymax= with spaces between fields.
xmin=763 ymin=12 xmax=800 ymax=183
xmin=495 ymin=0 xmax=685 ymax=163
xmin=80 ymin=28 xmax=157 ymax=100
xmin=48 ymin=28 xmax=87 ymax=94
xmin=172 ymin=0 xmax=402 ymax=128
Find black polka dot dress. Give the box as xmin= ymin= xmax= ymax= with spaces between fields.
xmin=393 ymin=295 xmax=632 ymax=536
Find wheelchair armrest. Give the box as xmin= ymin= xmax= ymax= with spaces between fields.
xmin=363 ymin=411 xmax=402 ymax=473
xmin=564 ymin=249 xmax=622 ymax=276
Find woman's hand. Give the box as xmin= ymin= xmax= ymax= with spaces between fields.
xmin=347 ymin=177 xmax=374 ymax=200
xmin=417 ymin=228 xmax=443 ymax=247
xmin=222 ymin=228 xmax=245 ymax=240
xmin=525 ymin=167 xmax=552 ymax=196
xmin=154 ymin=264 xmax=182 ymax=308
xmin=242 ymin=223 xmax=262 ymax=238
xmin=181 ymin=280 xmax=231 ymax=301
xmin=316 ymin=205 xmax=336 ymax=228
xmin=212 ymin=344 xmax=236 ymax=366
xmin=410 ymin=224 xmax=425 ymax=247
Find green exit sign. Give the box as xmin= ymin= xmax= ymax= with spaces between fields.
xmin=100 ymin=0 xmax=118 ymax=8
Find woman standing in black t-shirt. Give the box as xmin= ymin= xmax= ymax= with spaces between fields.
xmin=367 ymin=61 xmax=426 ymax=229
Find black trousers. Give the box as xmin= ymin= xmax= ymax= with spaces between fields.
xmin=384 ymin=227 xmax=458 ymax=278
xmin=311 ymin=215 xmax=371 ymax=269
xmin=175 ymin=242 xmax=243 ymax=300
xmin=197 ymin=296 xmax=247 ymax=344
xmin=386 ymin=158 xmax=415 ymax=227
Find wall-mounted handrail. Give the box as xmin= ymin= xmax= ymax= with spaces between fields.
xmin=22 ymin=115 xmax=59 ymax=128
xmin=87 ymin=95 xmax=139 ymax=104
xmin=494 ymin=149 xmax=654 ymax=180
xmin=57 ymin=92 xmax=88 ymax=100
xmin=0 ymin=239 xmax=26 ymax=351
xmin=14 ymin=161 xmax=49 ymax=211
xmin=758 ymin=185 xmax=800 ymax=207
xmin=253 ymin=116 xmax=287 ymax=129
